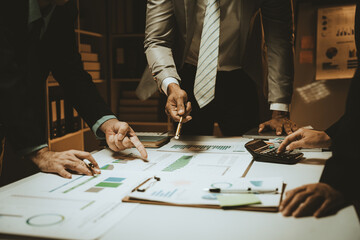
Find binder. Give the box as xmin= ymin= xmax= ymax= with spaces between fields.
xmin=123 ymin=176 xmax=285 ymax=212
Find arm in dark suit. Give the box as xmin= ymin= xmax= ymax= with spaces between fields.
xmin=320 ymin=71 xmax=360 ymax=202
xmin=324 ymin=116 xmax=344 ymax=141
xmin=47 ymin=1 xmax=147 ymax=159
xmin=276 ymin=3 xmax=360 ymax=218
xmin=0 ymin=1 xmax=47 ymax=155
xmin=49 ymin=1 xmax=114 ymax=129
xmin=320 ymin=4 xmax=360 ymax=201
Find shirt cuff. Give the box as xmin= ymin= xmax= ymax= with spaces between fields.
xmin=270 ymin=103 xmax=289 ymax=112
xmin=161 ymin=77 xmax=180 ymax=96
xmin=92 ymin=115 xmax=117 ymax=139
xmin=21 ymin=144 xmax=48 ymax=156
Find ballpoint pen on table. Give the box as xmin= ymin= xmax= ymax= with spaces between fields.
xmin=203 ymin=187 xmax=279 ymax=194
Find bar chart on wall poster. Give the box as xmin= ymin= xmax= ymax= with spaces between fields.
xmin=92 ymin=149 xmax=253 ymax=178
xmin=316 ymin=5 xmax=357 ymax=80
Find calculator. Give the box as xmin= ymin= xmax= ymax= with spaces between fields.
xmin=245 ymin=139 xmax=303 ymax=164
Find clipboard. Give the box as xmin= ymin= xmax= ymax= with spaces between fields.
xmin=122 ymin=176 xmax=285 ymax=212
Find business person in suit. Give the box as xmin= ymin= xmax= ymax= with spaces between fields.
xmin=0 ymin=0 xmax=147 ymax=186
xmin=145 ymin=0 xmax=297 ymax=136
xmin=277 ymin=4 xmax=360 ymax=218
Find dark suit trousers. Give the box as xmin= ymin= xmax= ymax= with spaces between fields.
xmin=177 ymin=64 xmax=259 ymax=136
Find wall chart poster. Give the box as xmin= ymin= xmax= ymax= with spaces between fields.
xmin=316 ymin=5 xmax=357 ymax=80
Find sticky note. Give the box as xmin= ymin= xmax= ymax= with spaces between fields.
xmin=217 ymin=194 xmax=261 ymax=207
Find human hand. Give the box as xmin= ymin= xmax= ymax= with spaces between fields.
xmin=259 ymin=111 xmax=298 ymax=135
xmin=165 ymin=83 xmax=192 ymax=123
xmin=277 ymin=128 xmax=331 ymax=153
xmin=30 ymin=147 xmax=101 ymax=179
xmin=280 ymin=183 xmax=345 ymax=218
xmin=100 ymin=119 xmax=147 ymax=159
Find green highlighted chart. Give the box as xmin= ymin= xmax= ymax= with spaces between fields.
xmin=101 ymin=164 xmax=114 ymax=170
xmin=95 ymin=182 xmax=121 ymax=188
xmin=63 ymin=176 xmax=126 ymax=194
xmin=63 ymin=176 xmax=97 ymax=194
xmin=86 ymin=177 xmax=125 ymax=193
xmin=162 ymin=155 xmax=193 ymax=172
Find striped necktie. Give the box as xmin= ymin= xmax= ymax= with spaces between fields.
xmin=194 ymin=0 xmax=220 ymax=109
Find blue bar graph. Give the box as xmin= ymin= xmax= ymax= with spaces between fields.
xmin=151 ymin=189 xmax=178 ymax=198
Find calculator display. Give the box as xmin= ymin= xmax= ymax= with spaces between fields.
xmin=246 ymin=140 xmax=268 ymax=152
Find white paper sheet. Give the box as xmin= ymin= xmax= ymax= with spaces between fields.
xmin=93 ymin=149 xmax=253 ymax=178
xmin=0 ymin=172 xmax=147 ymax=239
xmin=129 ymin=175 xmax=283 ymax=207
xmin=158 ymin=137 xmax=252 ymax=154
xmin=0 ymin=190 xmax=139 ymax=240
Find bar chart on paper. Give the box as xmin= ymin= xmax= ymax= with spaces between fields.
xmin=162 ymin=156 xmax=193 ymax=172
xmin=171 ymin=145 xmax=232 ymax=151
xmin=0 ymin=190 xmax=138 ymax=240
xmin=91 ymin=149 xmax=252 ymax=178
xmin=151 ymin=189 xmax=179 ymax=198
xmin=37 ymin=172 xmax=148 ymax=201
xmin=58 ymin=176 xmax=127 ymax=195
xmin=159 ymin=140 xmax=248 ymax=153
xmin=160 ymin=154 xmax=252 ymax=177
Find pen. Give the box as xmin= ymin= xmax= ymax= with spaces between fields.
xmin=84 ymin=161 xmax=96 ymax=176
xmin=203 ymin=187 xmax=279 ymax=194
xmin=174 ymin=116 xmax=183 ymax=140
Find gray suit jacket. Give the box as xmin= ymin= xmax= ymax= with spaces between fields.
xmin=144 ymin=0 xmax=294 ymax=104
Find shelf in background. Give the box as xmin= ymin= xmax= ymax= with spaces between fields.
xmin=75 ymin=29 xmax=103 ymax=38
xmin=127 ymin=122 xmax=171 ymax=132
xmin=48 ymin=79 xmax=105 ymax=87
xmin=83 ymin=127 xmax=91 ymax=133
xmin=112 ymin=33 xmax=145 ymax=38
xmin=50 ymin=130 xmax=83 ymax=144
xmin=112 ymin=78 xmax=141 ymax=83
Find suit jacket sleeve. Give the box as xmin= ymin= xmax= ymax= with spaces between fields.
xmin=144 ymin=0 xmax=180 ymax=90
xmin=50 ymin=2 xmax=114 ymax=129
xmin=325 ymin=116 xmax=343 ymax=141
xmin=0 ymin=2 xmax=47 ymax=155
xmin=261 ymin=0 xmax=295 ymax=104
xmin=320 ymin=72 xmax=360 ymax=201
xmin=320 ymin=5 xmax=360 ymax=201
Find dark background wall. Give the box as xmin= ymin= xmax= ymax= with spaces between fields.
xmin=291 ymin=0 xmax=356 ymax=130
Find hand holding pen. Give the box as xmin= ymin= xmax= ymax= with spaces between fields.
xmin=165 ymin=83 xmax=192 ymax=125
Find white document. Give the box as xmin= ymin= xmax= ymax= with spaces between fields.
xmin=93 ymin=149 xmax=253 ymax=178
xmin=0 ymin=137 xmax=254 ymax=239
xmin=158 ymin=137 xmax=252 ymax=153
xmin=0 ymin=172 xmax=147 ymax=240
xmin=129 ymin=175 xmax=283 ymax=207
xmin=0 ymin=194 xmax=138 ymax=240
xmin=7 ymin=171 xmax=149 ymax=201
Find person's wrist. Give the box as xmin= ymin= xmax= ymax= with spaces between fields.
xmin=272 ymin=110 xmax=289 ymax=119
xmin=99 ymin=118 xmax=118 ymax=133
xmin=28 ymin=147 xmax=50 ymax=165
xmin=28 ymin=147 xmax=49 ymax=158
xmin=167 ymin=83 xmax=181 ymax=95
